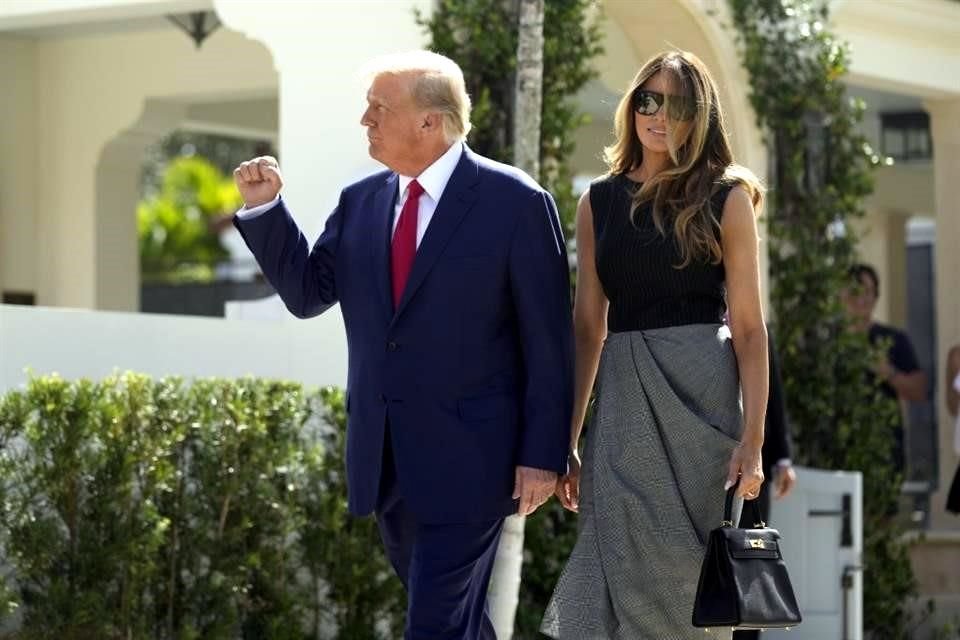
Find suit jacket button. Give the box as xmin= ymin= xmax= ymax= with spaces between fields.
xmin=387 ymin=341 xmax=398 ymax=351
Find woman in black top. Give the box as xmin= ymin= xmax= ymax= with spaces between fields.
xmin=542 ymin=50 xmax=767 ymax=639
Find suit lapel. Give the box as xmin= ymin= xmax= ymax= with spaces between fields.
xmin=391 ymin=148 xmax=481 ymax=323
xmin=371 ymin=173 xmax=399 ymax=323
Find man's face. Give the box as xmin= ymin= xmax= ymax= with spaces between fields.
xmin=843 ymin=273 xmax=878 ymax=323
xmin=360 ymin=73 xmax=423 ymax=172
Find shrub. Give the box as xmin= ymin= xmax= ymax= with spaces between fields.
xmin=0 ymin=374 xmax=403 ymax=639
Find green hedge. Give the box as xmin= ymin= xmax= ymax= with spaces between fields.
xmin=0 ymin=374 xmax=404 ymax=640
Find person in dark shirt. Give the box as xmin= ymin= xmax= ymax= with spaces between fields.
xmin=755 ymin=331 xmax=797 ymax=514
xmin=945 ymin=345 xmax=960 ymax=514
xmin=843 ymin=264 xmax=927 ymax=473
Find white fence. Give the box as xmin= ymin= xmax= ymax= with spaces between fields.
xmin=0 ymin=301 xmax=347 ymax=393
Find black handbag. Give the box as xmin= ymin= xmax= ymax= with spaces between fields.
xmin=692 ymin=484 xmax=802 ymax=631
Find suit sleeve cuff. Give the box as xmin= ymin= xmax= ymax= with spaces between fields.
xmin=236 ymin=195 xmax=281 ymax=219
xmin=517 ymin=450 xmax=568 ymax=475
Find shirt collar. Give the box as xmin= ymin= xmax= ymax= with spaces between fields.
xmin=398 ymin=141 xmax=464 ymax=202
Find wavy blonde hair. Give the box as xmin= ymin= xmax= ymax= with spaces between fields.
xmin=605 ymin=50 xmax=763 ymax=267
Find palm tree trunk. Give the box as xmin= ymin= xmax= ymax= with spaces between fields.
xmin=488 ymin=2 xmax=544 ymax=638
xmin=488 ymin=515 xmax=527 ymax=638
xmin=511 ymin=0 xmax=544 ymax=180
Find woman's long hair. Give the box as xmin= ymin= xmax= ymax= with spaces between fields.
xmin=605 ymin=50 xmax=763 ymax=267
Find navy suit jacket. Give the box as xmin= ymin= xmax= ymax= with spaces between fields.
xmin=763 ymin=330 xmax=792 ymax=478
xmin=234 ymin=146 xmax=574 ymax=523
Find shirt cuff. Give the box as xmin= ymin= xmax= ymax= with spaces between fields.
xmin=236 ymin=195 xmax=280 ymax=219
xmin=775 ymin=458 xmax=792 ymax=468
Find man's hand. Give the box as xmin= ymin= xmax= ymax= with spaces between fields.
xmin=873 ymin=357 xmax=895 ymax=382
xmin=773 ymin=463 xmax=797 ymax=499
xmin=234 ymin=156 xmax=284 ymax=208
xmin=513 ymin=466 xmax=558 ymax=516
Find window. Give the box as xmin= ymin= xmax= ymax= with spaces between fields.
xmin=2 ymin=291 xmax=35 ymax=305
xmin=880 ymin=111 xmax=932 ymax=162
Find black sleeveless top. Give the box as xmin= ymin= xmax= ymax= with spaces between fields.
xmin=590 ymin=173 xmax=733 ymax=333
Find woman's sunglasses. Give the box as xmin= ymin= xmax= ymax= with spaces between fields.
xmin=632 ymin=89 xmax=697 ymax=121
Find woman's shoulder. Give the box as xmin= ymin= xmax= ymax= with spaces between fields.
xmin=583 ymin=173 xmax=632 ymax=237
xmin=711 ymin=165 xmax=764 ymax=220
xmin=707 ymin=181 xmax=736 ymax=223
xmin=588 ymin=172 xmax=625 ymax=197
xmin=588 ymin=172 xmax=630 ymax=209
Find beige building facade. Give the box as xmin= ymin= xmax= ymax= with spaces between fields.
xmin=1 ymin=0 xmax=958 ymax=630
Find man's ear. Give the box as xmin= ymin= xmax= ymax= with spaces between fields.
xmin=421 ymin=112 xmax=441 ymax=134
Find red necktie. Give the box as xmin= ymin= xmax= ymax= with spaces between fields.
xmin=391 ymin=179 xmax=424 ymax=309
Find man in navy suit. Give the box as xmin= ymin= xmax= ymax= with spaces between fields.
xmin=233 ymin=51 xmax=574 ymax=639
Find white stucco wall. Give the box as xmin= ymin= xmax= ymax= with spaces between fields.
xmin=0 ymin=0 xmax=211 ymax=30
xmin=833 ymin=0 xmax=960 ymax=98
xmin=0 ymin=20 xmax=278 ymax=309
xmin=35 ymin=26 xmax=276 ymax=310
xmin=0 ymin=303 xmax=347 ymax=394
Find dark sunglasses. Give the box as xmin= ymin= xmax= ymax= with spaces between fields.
xmin=632 ymin=89 xmax=697 ymax=121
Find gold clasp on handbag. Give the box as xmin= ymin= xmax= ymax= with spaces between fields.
xmin=748 ymin=538 xmax=766 ymax=549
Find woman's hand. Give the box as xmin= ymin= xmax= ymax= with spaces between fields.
xmin=556 ymin=449 xmax=582 ymax=512
xmin=725 ymin=443 xmax=764 ymax=499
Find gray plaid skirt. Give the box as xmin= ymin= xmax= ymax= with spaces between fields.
xmin=541 ymin=324 xmax=744 ymax=640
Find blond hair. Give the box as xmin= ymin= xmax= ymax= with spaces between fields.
xmin=362 ymin=50 xmax=472 ymax=143
xmin=605 ymin=50 xmax=764 ymax=267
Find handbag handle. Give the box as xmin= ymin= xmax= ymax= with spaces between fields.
xmin=722 ymin=480 xmax=766 ymax=528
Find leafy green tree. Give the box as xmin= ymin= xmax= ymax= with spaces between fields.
xmin=727 ymin=1 xmax=916 ymax=636
xmin=140 ymin=133 xmax=271 ymax=199
xmin=417 ymin=0 xmax=603 ymax=235
xmin=137 ymin=156 xmax=241 ymax=283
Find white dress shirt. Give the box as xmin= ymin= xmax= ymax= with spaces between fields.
xmin=236 ymin=142 xmax=464 ymax=250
